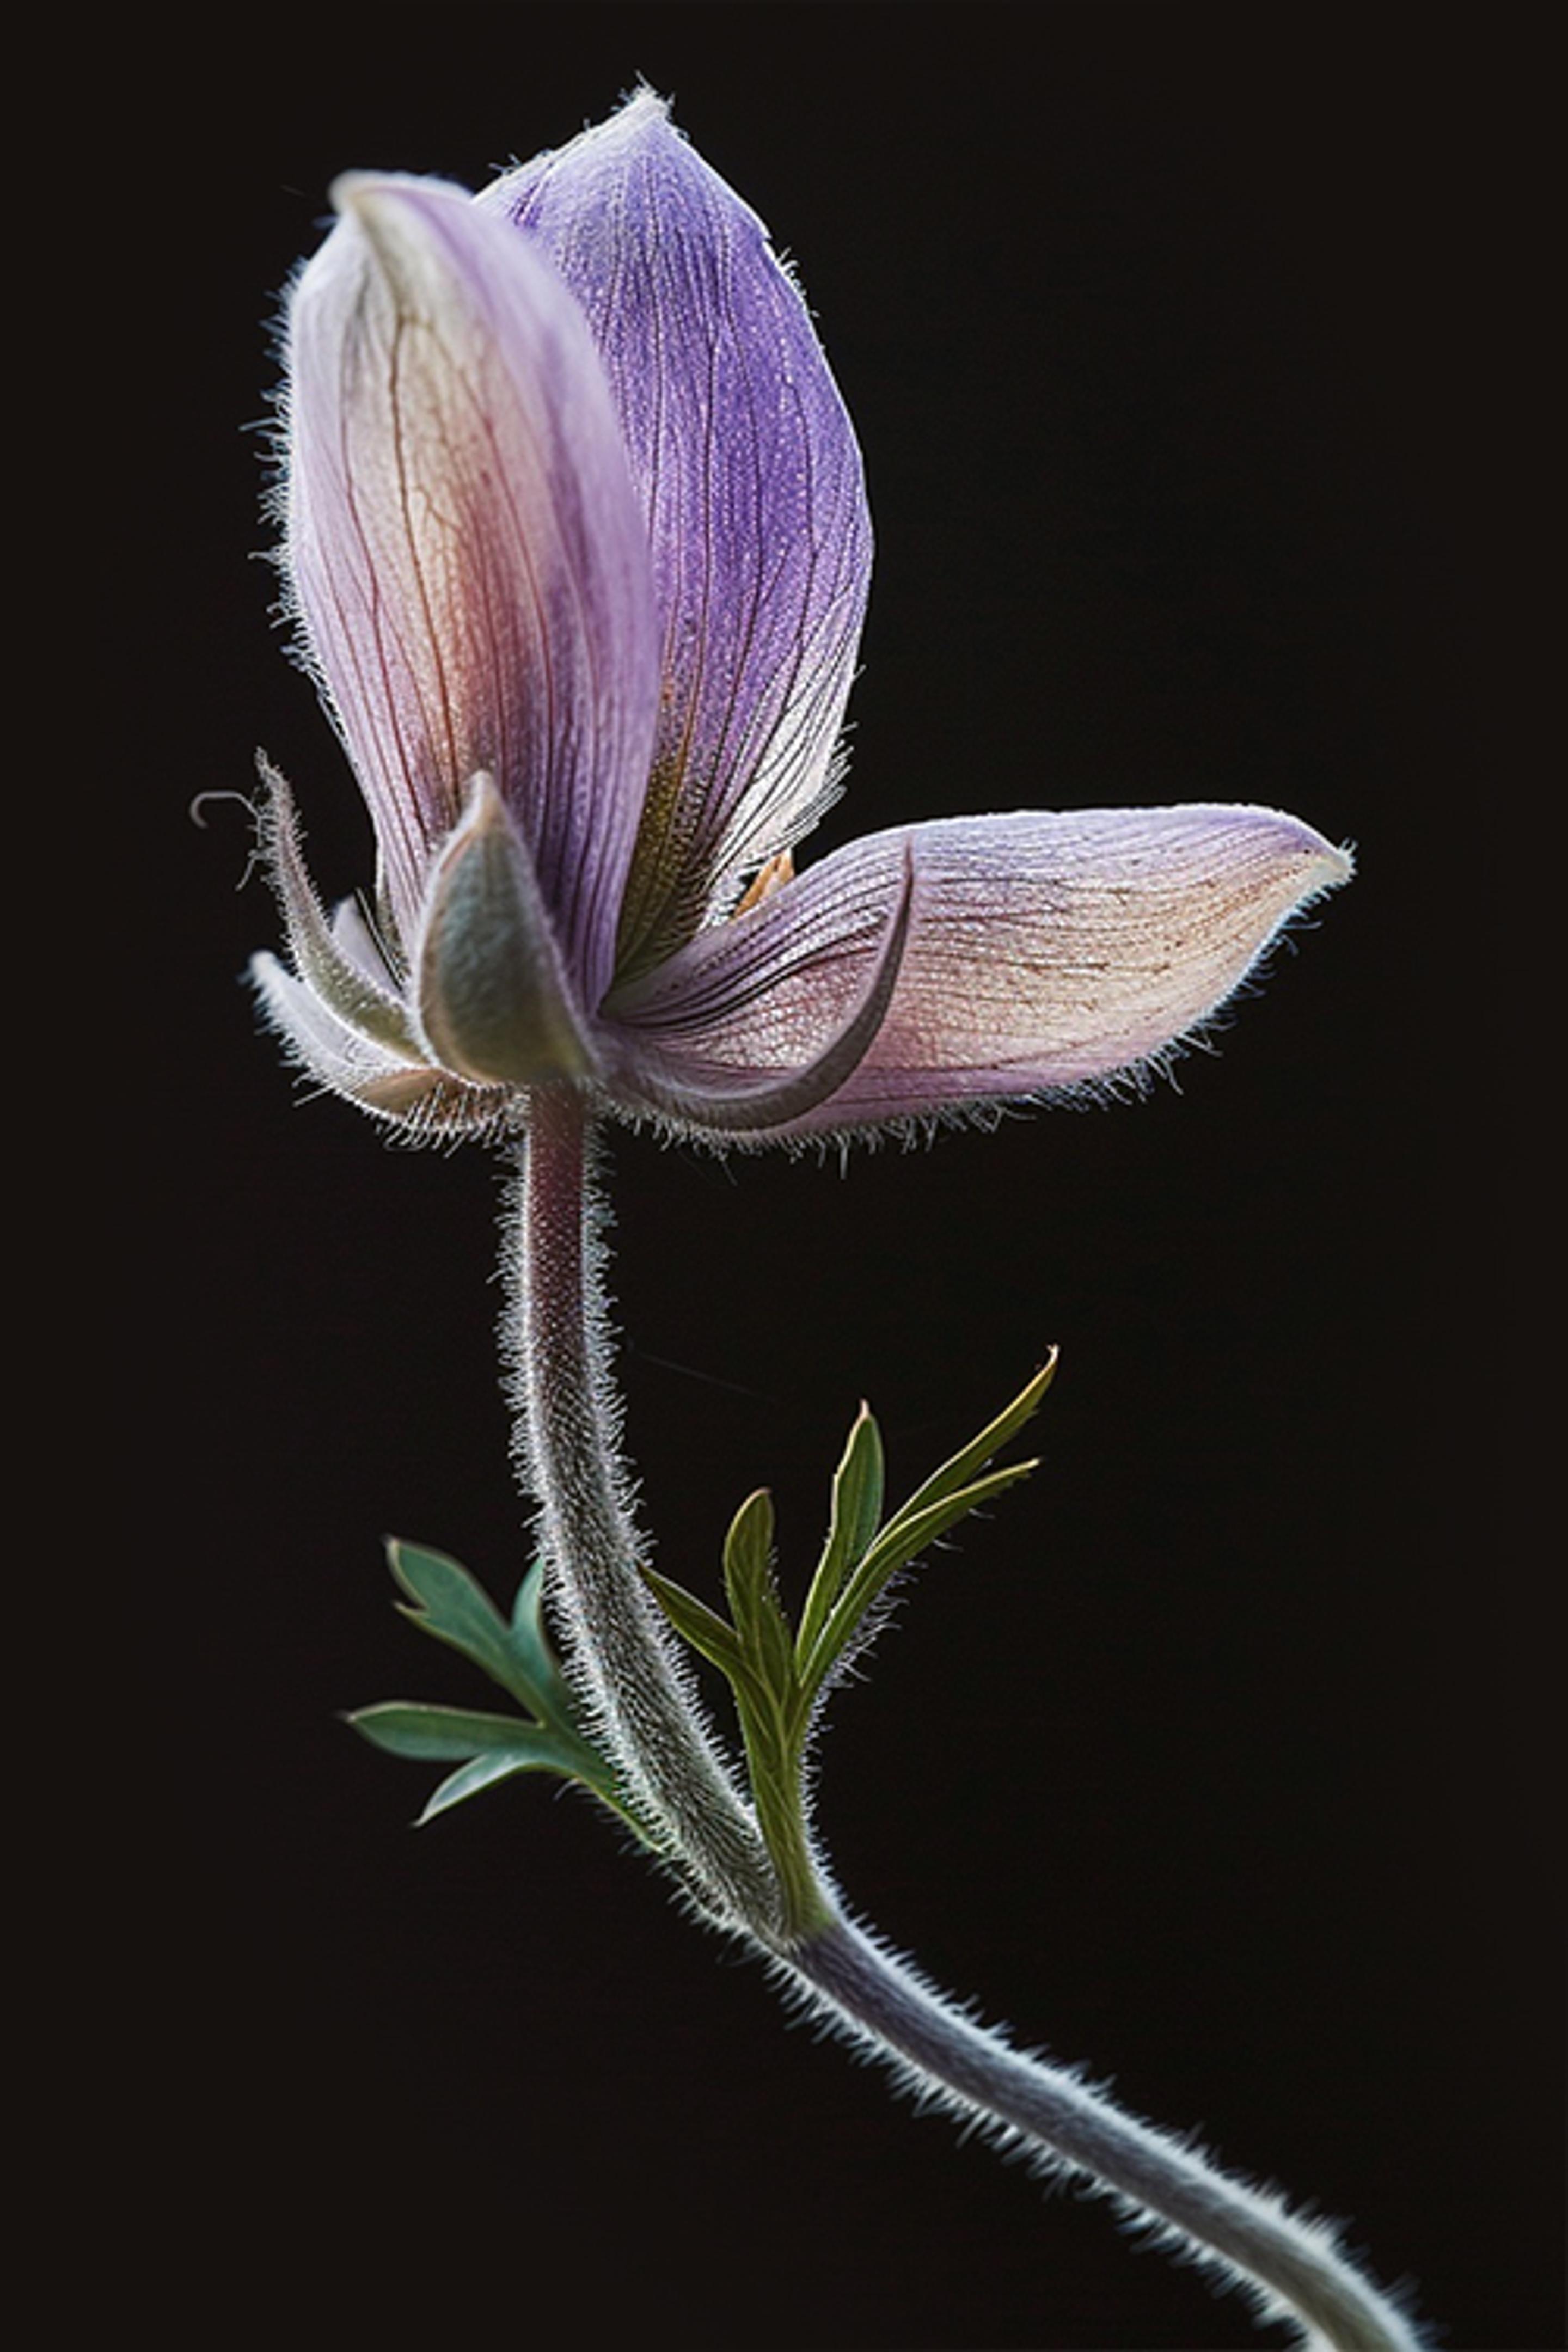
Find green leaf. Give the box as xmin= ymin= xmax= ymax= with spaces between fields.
xmin=797 ymin=1406 xmax=885 ymax=1667
xmin=636 ymin=1364 xmax=1057 ymax=1937
xmin=641 ymin=1566 xmax=747 ymax=1675
xmin=797 ymin=1368 xmax=1050 ymax=1707
xmin=721 ymin=1489 xmax=774 ymax=1630
xmin=347 ymin=1701 xmax=554 ymax=1762
xmin=884 ymin=1357 xmax=1056 ymax=1538
xmin=414 ymin=1740 xmax=596 ymax=1824
xmin=803 ymin=1460 xmax=1037 ymax=1700
xmin=508 ymin=1561 xmax=561 ymax=1697
xmin=721 ymin=1492 xmax=795 ymax=1700
xmin=358 ymin=1544 xmax=645 ymax=1836
xmin=388 ymin=1539 xmax=553 ymax=1719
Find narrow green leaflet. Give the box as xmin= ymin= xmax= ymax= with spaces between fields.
xmin=796 ymin=1406 xmax=885 ymax=1668
xmin=416 ymin=1751 xmax=578 ymax=1827
xmin=389 ymin=1540 xmax=554 ymax=1718
xmin=350 ymin=1703 xmax=607 ymax=1823
xmin=642 ymin=1363 xmax=1056 ymax=1939
xmin=640 ymin=1566 xmax=747 ymax=1676
xmin=799 ymin=1358 xmax=1056 ymax=1705
xmin=722 ymin=1492 xmax=796 ymax=1703
xmin=510 ymin=1560 xmax=566 ymax=1696
xmin=722 ymin=1489 xmax=827 ymax=1935
xmin=886 ymin=1356 xmax=1056 ymax=1532
xmin=350 ymin=1701 xmax=558 ymax=1761
xmin=351 ymin=1545 xmax=642 ymax=1834
xmin=800 ymin=1455 xmax=1039 ymax=1707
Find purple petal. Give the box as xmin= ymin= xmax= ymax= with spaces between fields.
xmin=603 ymin=850 xmax=914 ymax=1134
xmin=602 ymin=807 xmax=1353 ymax=1140
xmin=481 ymin=94 xmax=872 ymax=968
xmin=284 ymin=173 xmax=659 ymax=1008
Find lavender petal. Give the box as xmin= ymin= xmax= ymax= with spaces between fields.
xmin=482 ymin=95 xmax=872 ymax=970
xmin=604 ymin=849 xmax=913 ymax=1135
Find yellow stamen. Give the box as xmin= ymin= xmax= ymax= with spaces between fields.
xmin=734 ymin=850 xmax=795 ymax=915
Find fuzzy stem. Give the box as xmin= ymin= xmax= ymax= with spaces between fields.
xmin=506 ymin=1089 xmax=1423 ymax=2351
xmin=507 ymin=1087 xmax=782 ymax=1932
xmin=784 ymin=1917 xmax=1423 ymax=2352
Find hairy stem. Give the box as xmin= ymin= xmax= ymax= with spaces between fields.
xmin=506 ymin=1089 xmax=1423 ymax=2351
xmin=506 ymin=1086 xmax=782 ymax=1931
xmin=784 ymin=1918 xmax=1423 ymax=2352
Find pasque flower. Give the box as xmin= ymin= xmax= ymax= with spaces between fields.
xmin=255 ymin=92 xmax=1350 ymax=1144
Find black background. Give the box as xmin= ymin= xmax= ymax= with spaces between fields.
xmin=111 ymin=8 xmax=1551 ymax=2348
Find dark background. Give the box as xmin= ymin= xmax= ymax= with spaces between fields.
xmin=110 ymin=9 xmax=1551 ymax=2348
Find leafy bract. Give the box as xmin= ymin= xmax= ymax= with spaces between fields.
xmin=643 ymin=1358 xmax=1055 ymax=1934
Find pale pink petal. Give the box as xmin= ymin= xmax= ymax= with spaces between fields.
xmin=285 ymin=174 xmax=659 ymax=1007
xmin=602 ymin=806 xmax=1352 ymax=1140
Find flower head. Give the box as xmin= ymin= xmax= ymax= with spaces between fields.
xmin=254 ymin=93 xmax=1350 ymax=1146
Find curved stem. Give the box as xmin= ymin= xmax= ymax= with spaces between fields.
xmin=506 ymin=1089 xmax=1424 ymax=2351
xmin=506 ymin=1086 xmax=782 ymax=1932
xmin=784 ymin=1918 xmax=1423 ymax=2352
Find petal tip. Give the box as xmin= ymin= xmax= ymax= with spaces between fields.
xmin=1270 ymin=809 xmax=1354 ymax=892
xmin=610 ymin=85 xmax=674 ymax=133
xmin=325 ymin=170 xmax=415 ymax=240
xmin=1284 ymin=822 xmax=1356 ymax=906
xmin=327 ymin=169 xmax=375 ymax=218
xmin=1271 ymin=806 xmax=1353 ymax=879
xmin=327 ymin=168 xmax=458 ymax=217
xmin=1321 ymin=837 xmax=1356 ymax=891
xmin=1210 ymin=803 xmax=1355 ymax=907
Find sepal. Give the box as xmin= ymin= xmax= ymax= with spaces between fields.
xmin=256 ymin=758 xmax=421 ymax=1057
xmin=416 ymin=776 xmax=597 ymax=1086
